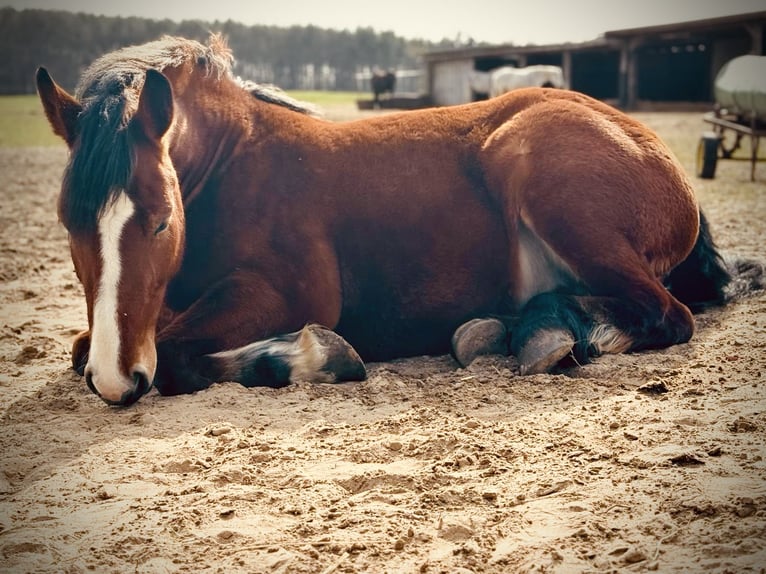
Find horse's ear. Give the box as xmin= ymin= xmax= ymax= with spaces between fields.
xmin=35 ymin=67 xmax=81 ymax=147
xmin=132 ymin=69 xmax=174 ymax=142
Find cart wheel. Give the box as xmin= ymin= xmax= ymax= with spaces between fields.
xmin=696 ymin=132 xmax=719 ymax=179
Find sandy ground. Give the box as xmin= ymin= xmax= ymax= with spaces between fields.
xmin=0 ymin=111 xmax=765 ymax=573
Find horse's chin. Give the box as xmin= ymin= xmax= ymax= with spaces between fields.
xmin=105 ymin=387 xmax=150 ymax=407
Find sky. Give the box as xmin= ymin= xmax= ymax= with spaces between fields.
xmin=2 ymin=0 xmax=764 ymax=45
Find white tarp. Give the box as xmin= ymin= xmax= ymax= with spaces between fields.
xmin=714 ymin=55 xmax=766 ymax=122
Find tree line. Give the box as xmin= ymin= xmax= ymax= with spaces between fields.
xmin=0 ymin=8 xmax=464 ymax=94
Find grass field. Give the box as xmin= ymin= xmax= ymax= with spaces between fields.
xmin=0 ymin=95 xmax=64 ymax=147
xmin=3 ymin=92 xmax=764 ymax=177
xmin=287 ymin=90 xmax=361 ymax=106
xmin=0 ymin=92 xmax=363 ymax=148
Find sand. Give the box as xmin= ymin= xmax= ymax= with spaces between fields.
xmin=1 ymin=112 xmax=764 ymax=573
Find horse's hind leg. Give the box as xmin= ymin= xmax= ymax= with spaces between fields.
xmin=497 ymin=208 xmax=697 ymax=373
xmin=478 ymin=94 xmax=703 ymax=374
xmin=506 ymin=216 xmax=697 ymax=375
xmin=510 ymin=281 xmax=695 ymax=375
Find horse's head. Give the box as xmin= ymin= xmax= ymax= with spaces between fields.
xmin=36 ymin=67 xmax=184 ymax=406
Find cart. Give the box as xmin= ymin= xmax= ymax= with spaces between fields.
xmin=697 ymin=109 xmax=764 ymax=181
xmin=696 ymin=54 xmax=766 ymax=182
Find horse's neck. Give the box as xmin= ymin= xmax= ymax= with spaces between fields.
xmin=168 ymin=91 xmax=251 ymax=207
xmin=169 ymin=120 xmax=241 ymax=208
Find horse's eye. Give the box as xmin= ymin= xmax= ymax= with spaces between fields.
xmin=154 ymin=220 xmax=168 ymax=235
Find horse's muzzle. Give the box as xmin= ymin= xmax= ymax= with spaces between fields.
xmin=85 ymin=369 xmax=152 ymax=407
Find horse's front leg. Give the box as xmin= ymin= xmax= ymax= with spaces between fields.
xmin=71 ymin=330 xmax=90 ymax=376
xmin=153 ymin=273 xmax=365 ymax=396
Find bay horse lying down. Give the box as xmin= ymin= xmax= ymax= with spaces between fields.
xmin=37 ymin=34 xmax=731 ymax=406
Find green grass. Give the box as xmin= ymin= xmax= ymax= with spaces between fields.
xmin=285 ymin=90 xmax=361 ymax=106
xmin=0 ymin=92 xmax=364 ymax=148
xmin=0 ymin=95 xmax=63 ymax=147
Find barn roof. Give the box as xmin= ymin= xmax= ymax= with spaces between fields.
xmin=604 ymin=10 xmax=766 ymax=38
xmin=423 ymin=10 xmax=765 ymax=62
xmin=423 ymin=38 xmax=612 ymax=62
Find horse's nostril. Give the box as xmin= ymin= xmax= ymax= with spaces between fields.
xmin=85 ymin=370 xmax=98 ymax=395
xmin=133 ymin=370 xmax=150 ymax=396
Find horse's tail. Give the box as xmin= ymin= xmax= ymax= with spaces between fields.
xmin=664 ymin=209 xmax=731 ymax=312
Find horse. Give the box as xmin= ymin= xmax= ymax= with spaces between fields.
xmin=371 ymin=69 xmax=396 ymax=105
xmin=489 ymin=65 xmax=565 ymax=97
xmin=36 ymin=34 xmax=731 ymax=407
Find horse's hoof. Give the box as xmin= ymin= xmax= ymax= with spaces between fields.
xmin=452 ymin=317 xmax=508 ymax=367
xmin=306 ymin=325 xmax=367 ymax=382
xmin=517 ymin=329 xmax=574 ymax=375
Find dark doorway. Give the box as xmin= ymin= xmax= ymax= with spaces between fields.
xmin=526 ymin=53 xmax=563 ymax=66
xmin=637 ymin=41 xmax=711 ymax=101
xmin=571 ymin=50 xmax=620 ymax=100
xmin=473 ymin=56 xmax=519 ymax=71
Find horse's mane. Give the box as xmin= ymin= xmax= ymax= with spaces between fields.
xmin=61 ymin=34 xmax=316 ymax=233
xmin=240 ymin=79 xmax=320 ymax=116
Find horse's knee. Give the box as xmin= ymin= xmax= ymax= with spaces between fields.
xmin=72 ymin=330 xmax=91 ymax=376
xmin=154 ymin=341 xmax=214 ymax=396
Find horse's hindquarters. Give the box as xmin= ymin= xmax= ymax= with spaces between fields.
xmin=479 ymin=94 xmax=701 ymax=369
xmin=481 ymin=96 xmax=699 ymax=285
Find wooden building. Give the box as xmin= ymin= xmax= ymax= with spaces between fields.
xmin=423 ymin=11 xmax=765 ymax=109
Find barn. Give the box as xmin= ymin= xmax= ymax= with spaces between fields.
xmin=423 ymin=11 xmax=766 ymax=109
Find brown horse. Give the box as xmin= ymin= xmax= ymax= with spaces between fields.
xmin=371 ymin=68 xmax=396 ymax=104
xmin=37 ymin=34 xmax=730 ymax=406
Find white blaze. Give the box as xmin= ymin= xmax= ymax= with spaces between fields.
xmin=86 ymin=192 xmax=135 ymax=402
